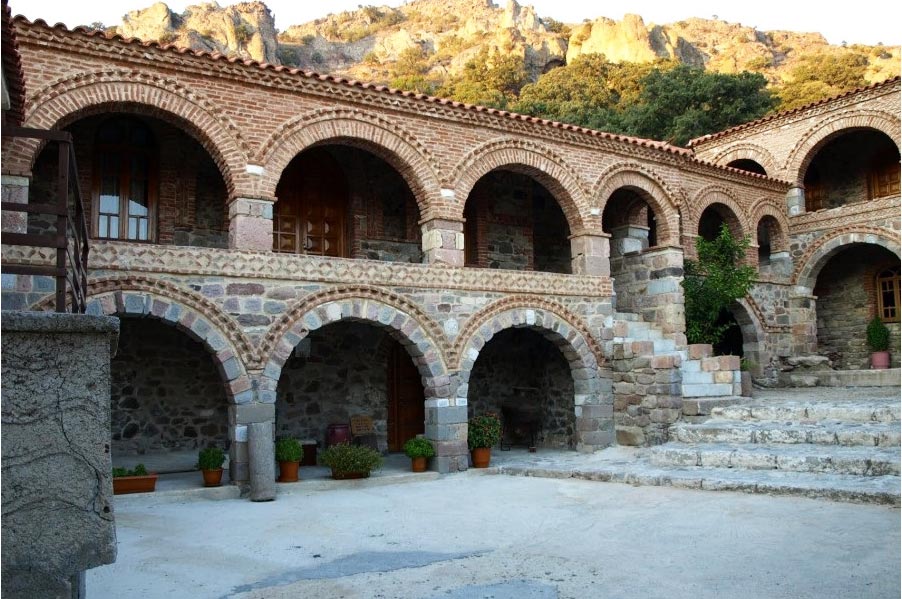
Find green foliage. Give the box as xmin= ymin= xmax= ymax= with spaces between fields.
xmin=311 ymin=52 xmax=324 ymax=65
xmin=277 ymin=46 xmax=301 ymax=66
xmin=681 ymin=224 xmax=755 ymax=346
xmin=320 ymin=443 xmax=383 ymax=474
xmin=468 ymin=413 xmax=502 ymax=450
xmin=275 ymin=438 xmax=304 ymax=463
xmin=234 ymin=22 xmax=254 ymax=46
xmin=541 ymin=18 xmax=570 ymax=36
xmin=775 ymin=53 xmax=869 ymax=111
xmin=437 ymin=49 xmax=528 ymax=108
xmin=745 ymin=56 xmax=773 ymax=71
xmin=866 ymin=317 xmax=891 ymax=352
xmin=393 ymin=46 xmax=431 ymax=78
xmin=112 ymin=464 xmax=148 ymax=477
xmin=403 ymin=437 xmax=436 ymax=459
xmin=197 ymin=447 xmax=225 ymax=470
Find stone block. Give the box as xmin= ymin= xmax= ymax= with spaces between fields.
xmin=719 ymin=356 xmax=741 ymax=371
xmin=688 ymin=344 xmax=713 ymax=359
xmin=714 ymin=370 xmax=735 ymax=383
xmin=232 ymin=402 xmax=276 ymax=424
xmin=426 ymin=405 xmax=468 ymax=425
xmin=701 ymin=357 xmax=721 ymax=372
xmin=616 ymin=426 xmax=646 ymax=446
xmin=682 ymin=370 xmax=714 ymax=385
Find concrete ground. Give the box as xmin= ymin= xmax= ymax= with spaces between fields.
xmin=90 ymin=471 xmax=900 ymax=599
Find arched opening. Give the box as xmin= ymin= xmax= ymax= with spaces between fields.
xmin=756 ymin=215 xmax=783 ymax=266
xmin=30 ymin=112 xmax=229 ymax=247
xmin=111 ymin=317 xmax=230 ymax=472
xmin=467 ymin=329 xmax=576 ymax=449
xmin=812 ymin=244 xmax=901 ymax=369
xmin=602 ymin=187 xmax=659 ymax=255
xmin=463 ymin=170 xmax=571 ymax=273
xmin=803 ymin=129 xmax=900 ymax=212
xmin=273 ymin=146 xmax=422 ymax=262
xmin=713 ymin=309 xmax=743 ymax=358
xmin=698 ymin=203 xmax=742 ymax=242
xmin=275 ymin=321 xmax=425 ymax=453
xmin=727 ymin=159 xmax=767 ymax=176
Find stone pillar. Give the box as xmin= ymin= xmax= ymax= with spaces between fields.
xmin=248 ymin=421 xmax=276 ymax=501
xmin=1 ymin=175 xmax=29 ymax=234
xmin=609 ymin=225 xmax=649 ymax=256
xmin=1 ymin=312 xmax=119 ymax=598
xmin=228 ymin=402 xmax=275 ymax=484
xmin=786 ymin=186 xmax=805 ymax=216
xmin=422 ymin=218 xmax=464 ymax=266
xmin=574 ymin=370 xmax=615 ymax=452
xmin=790 ymin=288 xmax=818 ymax=355
xmin=229 ymin=197 xmax=274 ymax=251
xmin=570 ymin=232 xmax=610 ymax=276
xmin=425 ymin=399 xmax=469 ymax=473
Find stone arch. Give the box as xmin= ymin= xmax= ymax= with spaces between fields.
xmin=784 ymin=110 xmax=901 ymax=184
xmin=728 ymin=298 xmax=767 ymax=374
xmin=685 ymin=185 xmax=748 ymax=242
xmin=593 ymin=164 xmax=681 ymax=246
xmin=259 ymin=285 xmax=449 ymax=402
xmin=30 ymin=275 xmax=255 ymax=403
xmin=750 ymin=201 xmax=790 ymax=253
xmin=793 ymin=227 xmax=902 ymax=289
xmin=257 ymin=108 xmax=442 ymax=220
xmin=450 ymin=138 xmax=590 ymax=232
xmin=13 ymin=70 xmax=249 ymax=196
xmin=710 ymin=143 xmax=778 ymax=176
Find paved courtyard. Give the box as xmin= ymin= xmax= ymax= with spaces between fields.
xmin=90 ymin=472 xmax=900 ymax=599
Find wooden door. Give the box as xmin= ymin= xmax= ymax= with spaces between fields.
xmin=387 ymin=344 xmax=425 ymax=452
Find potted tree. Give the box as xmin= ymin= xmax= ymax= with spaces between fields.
xmin=320 ymin=443 xmax=383 ymax=480
xmin=275 ymin=437 xmax=304 ymax=483
xmin=197 ymin=446 xmax=226 ymax=487
xmin=867 ymin=316 xmax=891 ymax=369
xmin=112 ymin=464 xmax=157 ymax=494
xmin=402 ymin=436 xmax=435 ymax=472
xmin=468 ymin=413 xmax=502 ymax=468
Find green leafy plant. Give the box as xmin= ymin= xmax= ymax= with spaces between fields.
xmin=468 ymin=413 xmax=502 ymax=450
xmin=275 ymin=438 xmax=304 ymax=463
xmin=681 ymin=224 xmax=755 ymax=346
xmin=197 ymin=447 xmax=225 ymax=471
xmin=866 ymin=316 xmax=891 ymax=352
xmin=112 ymin=464 xmax=148 ymax=477
xmin=403 ymin=437 xmax=435 ymax=459
xmin=320 ymin=443 xmax=383 ymax=475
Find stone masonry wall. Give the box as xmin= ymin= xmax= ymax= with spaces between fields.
xmin=610 ymin=247 xmax=685 ymax=340
xmin=111 ymin=318 xmax=230 ymax=455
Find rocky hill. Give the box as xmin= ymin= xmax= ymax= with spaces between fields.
xmin=109 ymin=0 xmax=899 ymax=87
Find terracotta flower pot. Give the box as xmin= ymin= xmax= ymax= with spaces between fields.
xmin=278 ymin=461 xmax=301 ymax=483
xmin=201 ymin=468 xmax=223 ymax=487
xmin=470 ymin=447 xmax=491 ymax=468
xmin=112 ymin=474 xmax=158 ymax=495
xmin=871 ymin=351 xmax=891 ymax=369
xmin=411 ymin=456 xmax=428 ymax=472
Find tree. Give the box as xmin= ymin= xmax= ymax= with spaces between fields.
xmin=681 ymin=224 xmax=755 ymax=346
xmin=775 ymin=52 xmax=869 ymax=111
xmin=436 ymin=49 xmax=528 ymax=108
xmin=619 ymin=65 xmax=776 ymax=145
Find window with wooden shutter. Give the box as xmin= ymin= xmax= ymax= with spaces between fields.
xmin=877 ymin=268 xmax=901 ymax=322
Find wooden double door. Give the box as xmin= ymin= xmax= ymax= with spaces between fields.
xmin=387 ymin=344 xmax=425 ymax=452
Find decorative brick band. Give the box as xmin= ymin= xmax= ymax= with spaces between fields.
xmin=683 ymin=185 xmax=749 ymax=240
xmin=708 ymin=143 xmax=779 ymax=177
xmin=792 ymin=227 xmax=902 ymax=287
xmin=789 ymin=197 xmax=900 ymax=234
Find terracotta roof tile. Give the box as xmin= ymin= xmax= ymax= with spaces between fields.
xmin=2 ymin=0 xmax=25 ymax=125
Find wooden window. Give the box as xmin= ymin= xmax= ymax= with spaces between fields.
xmin=804 ymin=167 xmax=825 ymax=212
xmin=868 ymin=160 xmax=901 ymax=200
xmin=93 ymin=118 xmax=157 ymax=241
xmin=877 ymin=269 xmax=900 ymax=322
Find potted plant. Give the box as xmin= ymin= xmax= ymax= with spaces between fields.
xmin=112 ymin=464 xmax=158 ymax=494
xmin=402 ymin=436 xmax=435 ymax=472
xmin=275 ymin=437 xmax=304 ymax=483
xmin=197 ymin=446 xmax=226 ymax=487
xmin=320 ymin=442 xmax=383 ymax=480
xmin=468 ymin=413 xmax=502 ymax=468
xmin=867 ymin=316 xmax=891 ymax=369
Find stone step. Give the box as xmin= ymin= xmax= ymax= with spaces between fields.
xmin=647 ymin=442 xmax=901 ymax=476
xmin=712 ymin=402 xmax=901 ymax=424
xmin=682 ymin=383 xmax=735 ymax=397
xmin=672 ymin=421 xmax=901 ymax=447
xmin=682 ymin=396 xmax=744 ymax=417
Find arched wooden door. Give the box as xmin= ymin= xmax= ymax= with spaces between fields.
xmin=387 ymin=344 xmax=425 ymax=452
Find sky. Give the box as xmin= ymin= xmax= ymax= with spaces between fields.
xmin=10 ymin=0 xmax=902 ymax=46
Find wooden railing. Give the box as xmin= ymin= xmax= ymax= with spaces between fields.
xmin=1 ymin=127 xmax=89 ymax=313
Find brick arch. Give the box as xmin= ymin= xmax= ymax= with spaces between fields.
xmin=593 ymin=164 xmax=681 ymax=245
xmin=793 ymin=227 xmax=902 ymax=289
xmin=30 ymin=276 xmax=255 ymax=404
xmin=784 ymin=110 xmax=902 ymax=184
xmin=709 ymin=143 xmax=778 ymax=176
xmin=684 ymin=185 xmax=748 ymax=242
xmin=257 ymin=108 xmax=442 ymax=220
xmin=13 ymin=70 xmax=249 ymax=196
xmin=750 ymin=201 xmax=790 ymax=253
xmin=449 ymin=139 xmax=590 ymax=233
xmin=259 ymin=285 xmax=449 ymax=402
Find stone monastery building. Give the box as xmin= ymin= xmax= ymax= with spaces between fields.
xmin=2 ymin=6 xmax=899 ymax=482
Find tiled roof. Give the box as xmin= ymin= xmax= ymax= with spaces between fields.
xmin=2 ymin=0 xmax=25 ymax=125
xmin=688 ymin=76 xmax=902 ymax=147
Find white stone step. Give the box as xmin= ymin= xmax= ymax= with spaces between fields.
xmin=682 ymin=396 xmax=744 ymax=417
xmin=682 ymin=383 xmax=734 ymax=397
xmin=672 ymin=421 xmax=901 ymax=447
xmin=712 ymin=402 xmax=901 ymax=424
xmin=647 ymin=442 xmax=901 ymax=476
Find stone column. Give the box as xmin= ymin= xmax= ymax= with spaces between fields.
xmin=229 ymin=197 xmax=274 ymax=251
xmin=248 ymin=421 xmax=276 ymax=501
xmin=422 ymin=218 xmax=464 ymax=266
xmin=790 ymin=287 xmax=818 ymax=355
xmin=228 ymin=402 xmax=275 ymax=485
xmin=570 ymin=232 xmax=611 ymax=276
xmin=609 ymin=225 xmax=649 ymax=256
xmin=786 ymin=186 xmax=805 ymax=216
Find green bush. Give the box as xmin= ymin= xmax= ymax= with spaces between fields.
xmin=275 ymin=438 xmax=304 ymax=463
xmin=867 ymin=317 xmax=891 ymax=352
xmin=112 ymin=464 xmax=148 ymax=477
xmin=197 ymin=446 xmax=225 ymax=470
xmin=403 ymin=437 xmax=435 ymax=459
xmin=320 ymin=443 xmax=383 ymax=475
xmin=468 ymin=414 xmax=502 ymax=450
